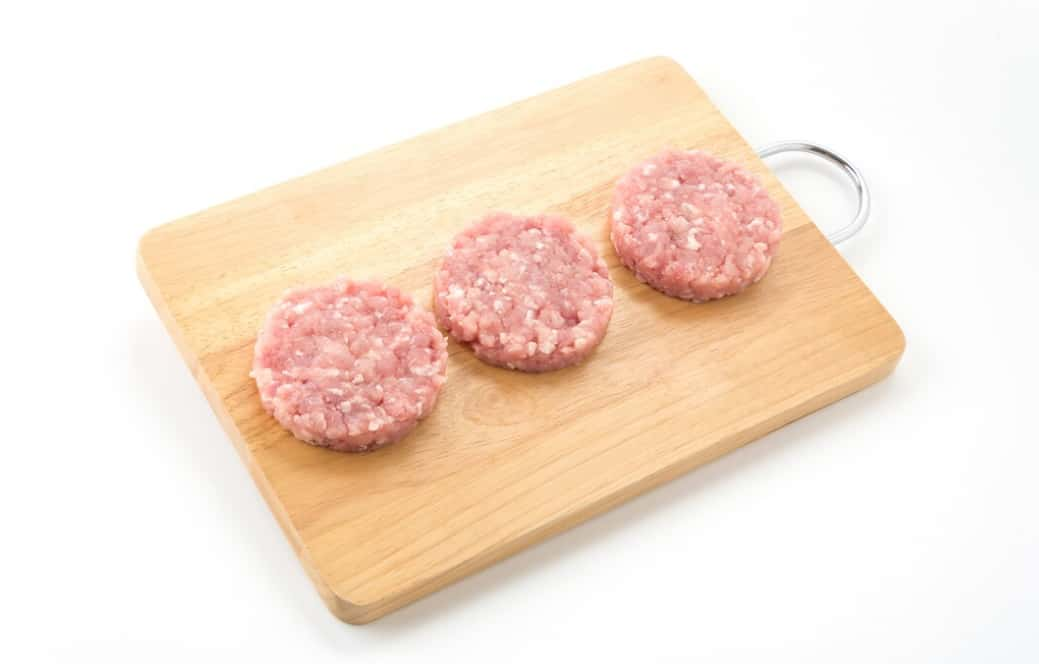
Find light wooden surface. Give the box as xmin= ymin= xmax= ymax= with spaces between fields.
xmin=137 ymin=57 xmax=905 ymax=624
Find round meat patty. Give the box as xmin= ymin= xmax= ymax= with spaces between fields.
xmin=434 ymin=212 xmax=613 ymax=372
xmin=611 ymin=149 xmax=783 ymax=302
xmin=251 ymin=278 xmax=448 ymax=452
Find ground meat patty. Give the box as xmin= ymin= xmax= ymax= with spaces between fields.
xmin=611 ymin=149 xmax=783 ymax=301
xmin=434 ymin=212 xmax=613 ymax=372
xmin=251 ymin=278 xmax=447 ymax=452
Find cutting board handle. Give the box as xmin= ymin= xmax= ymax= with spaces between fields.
xmin=757 ymin=141 xmax=871 ymax=245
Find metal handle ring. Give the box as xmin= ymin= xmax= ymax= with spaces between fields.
xmin=756 ymin=141 xmax=870 ymax=245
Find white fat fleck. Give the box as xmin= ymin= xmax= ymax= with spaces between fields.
xmin=328 ymin=388 xmax=343 ymax=396
xmin=293 ymin=302 xmax=312 ymax=315
xmin=352 ymin=374 xmax=364 ymax=384
xmin=681 ymin=202 xmax=698 ymax=215
xmin=368 ymin=421 xmax=380 ymax=432
xmin=697 ymin=183 xmax=706 ymax=191
xmin=725 ymin=183 xmax=735 ymax=192
xmin=612 ymin=209 xmax=625 ymax=222
xmin=294 ymin=350 xmax=304 ymax=357
xmin=660 ymin=177 xmax=680 ymax=189
xmin=339 ymin=402 xmax=351 ymax=413
xmin=648 ymin=233 xmax=658 ymax=241
xmin=526 ymin=341 xmax=537 ymax=356
xmin=686 ymin=231 xmax=701 ymax=251
xmin=748 ymin=218 xmax=764 ymax=229
xmin=493 ymin=299 xmax=505 ymax=313
xmin=448 ymin=285 xmax=464 ymax=298
xmin=642 ymin=164 xmax=657 ymax=176
xmin=535 ymin=242 xmax=544 ymax=250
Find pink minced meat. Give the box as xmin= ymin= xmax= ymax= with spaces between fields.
xmin=611 ymin=149 xmax=783 ymax=302
xmin=434 ymin=212 xmax=613 ymax=372
xmin=251 ymin=278 xmax=447 ymax=453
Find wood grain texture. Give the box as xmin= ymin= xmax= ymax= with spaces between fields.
xmin=137 ymin=57 xmax=905 ymax=624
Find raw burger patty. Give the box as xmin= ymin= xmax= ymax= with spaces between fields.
xmin=611 ymin=149 xmax=782 ymax=301
xmin=251 ymin=278 xmax=447 ymax=453
xmin=434 ymin=212 xmax=613 ymax=372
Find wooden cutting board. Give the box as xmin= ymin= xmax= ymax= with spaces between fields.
xmin=137 ymin=57 xmax=904 ymax=624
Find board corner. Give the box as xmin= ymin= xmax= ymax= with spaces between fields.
xmin=322 ymin=586 xmax=387 ymax=625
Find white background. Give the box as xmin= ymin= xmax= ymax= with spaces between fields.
xmin=2 ymin=1 xmax=1036 ymax=661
